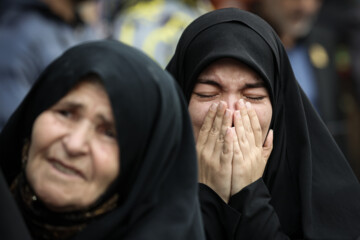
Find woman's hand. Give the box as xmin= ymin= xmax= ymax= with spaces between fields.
xmin=196 ymin=101 xmax=233 ymax=203
xmin=231 ymin=99 xmax=273 ymax=196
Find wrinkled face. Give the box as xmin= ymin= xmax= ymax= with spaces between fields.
xmin=188 ymin=58 xmax=272 ymax=143
xmin=26 ymin=79 xmax=119 ymax=212
xmin=260 ymin=0 xmax=322 ymax=39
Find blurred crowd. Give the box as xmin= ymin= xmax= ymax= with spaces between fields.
xmin=1 ymin=0 xmax=359 ymax=178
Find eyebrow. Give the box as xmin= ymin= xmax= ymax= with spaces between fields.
xmin=98 ymin=115 xmax=115 ymax=127
xmin=197 ymin=79 xmax=222 ymax=88
xmin=58 ymin=101 xmax=84 ymax=110
xmin=244 ymin=82 xmax=266 ymax=89
xmin=197 ymin=78 xmax=266 ymax=89
xmin=57 ymin=101 xmax=115 ymax=125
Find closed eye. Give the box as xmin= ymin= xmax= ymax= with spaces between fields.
xmin=194 ymin=93 xmax=218 ymax=99
xmin=97 ymin=123 xmax=117 ymax=139
xmin=57 ymin=109 xmax=72 ymax=118
xmin=245 ymin=96 xmax=265 ymax=101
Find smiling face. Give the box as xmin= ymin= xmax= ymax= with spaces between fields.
xmin=26 ymin=78 xmax=119 ymax=212
xmin=188 ymin=58 xmax=272 ymax=143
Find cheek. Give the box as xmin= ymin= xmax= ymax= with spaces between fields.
xmin=254 ymin=104 xmax=272 ymax=137
xmin=92 ymin=143 xmax=120 ymax=187
xmin=188 ymin=100 xmax=212 ymax=140
xmin=28 ymin=113 xmax=59 ymax=161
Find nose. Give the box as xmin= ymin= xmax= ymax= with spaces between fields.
xmin=222 ymin=94 xmax=239 ymax=112
xmin=62 ymin=121 xmax=91 ymax=156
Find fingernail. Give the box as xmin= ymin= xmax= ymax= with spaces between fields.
xmin=235 ymin=110 xmax=240 ymax=118
xmin=210 ymin=103 xmax=217 ymax=111
xmin=218 ymin=101 xmax=223 ymax=109
xmin=226 ymin=127 xmax=232 ymax=136
xmin=246 ymin=102 xmax=251 ymax=109
xmin=225 ymin=109 xmax=231 ymax=117
xmin=239 ymin=99 xmax=245 ymax=107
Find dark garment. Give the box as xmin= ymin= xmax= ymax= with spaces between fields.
xmin=166 ymin=8 xmax=360 ymax=239
xmin=0 ymin=40 xmax=205 ymax=240
xmin=0 ymin=0 xmax=96 ymax=131
xmin=289 ymin=25 xmax=349 ymax=160
xmin=0 ymin=170 xmax=31 ymax=240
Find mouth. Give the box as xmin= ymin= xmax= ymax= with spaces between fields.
xmin=49 ymin=159 xmax=85 ymax=180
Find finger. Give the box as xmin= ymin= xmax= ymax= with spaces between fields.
xmin=262 ymin=129 xmax=274 ymax=162
xmin=203 ymin=101 xmax=227 ymax=153
xmin=237 ymin=99 xmax=256 ymax=146
xmin=220 ymin=109 xmax=232 ymax=141
xmin=196 ymin=103 xmax=218 ymax=149
xmin=213 ymin=108 xmax=232 ymax=161
xmin=247 ymin=102 xmax=263 ymax=148
xmin=220 ymin=127 xmax=234 ymax=166
xmin=232 ymin=127 xmax=244 ymax=169
xmin=231 ymin=127 xmax=245 ymax=195
xmin=234 ymin=110 xmax=250 ymax=157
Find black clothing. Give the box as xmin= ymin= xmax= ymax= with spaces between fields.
xmin=0 ymin=40 xmax=205 ymax=240
xmin=166 ymin=8 xmax=360 ymax=239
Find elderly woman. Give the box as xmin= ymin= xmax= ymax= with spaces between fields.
xmin=166 ymin=8 xmax=360 ymax=239
xmin=0 ymin=40 xmax=205 ymax=240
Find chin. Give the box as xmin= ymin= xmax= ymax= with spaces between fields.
xmin=33 ymin=185 xmax=81 ymax=212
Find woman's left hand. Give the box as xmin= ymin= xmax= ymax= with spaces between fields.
xmin=230 ymin=99 xmax=273 ymax=196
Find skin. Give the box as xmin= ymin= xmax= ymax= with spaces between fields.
xmin=188 ymin=58 xmax=273 ymax=202
xmin=26 ymin=79 xmax=119 ymax=212
xmin=41 ymin=0 xmax=89 ymax=23
xmin=251 ymin=0 xmax=323 ymax=48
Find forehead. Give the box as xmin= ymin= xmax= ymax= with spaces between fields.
xmin=63 ymin=79 xmax=107 ymax=101
xmin=198 ymin=58 xmax=264 ymax=85
xmin=56 ymin=80 xmax=113 ymax=116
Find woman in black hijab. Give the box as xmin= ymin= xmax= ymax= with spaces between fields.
xmin=0 ymin=40 xmax=205 ymax=240
xmin=166 ymin=8 xmax=360 ymax=239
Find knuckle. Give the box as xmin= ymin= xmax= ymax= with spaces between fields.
xmin=200 ymin=124 xmax=210 ymax=133
xmin=240 ymin=135 xmax=247 ymax=143
xmin=222 ymin=146 xmax=230 ymax=155
xmin=234 ymin=147 xmax=241 ymax=155
xmin=253 ymin=125 xmax=262 ymax=133
xmin=217 ymin=134 xmax=225 ymax=143
xmin=210 ymin=126 xmax=219 ymax=135
xmin=200 ymin=151 xmax=210 ymax=161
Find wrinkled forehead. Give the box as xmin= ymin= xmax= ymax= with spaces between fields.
xmin=184 ymin=22 xmax=276 ymax=94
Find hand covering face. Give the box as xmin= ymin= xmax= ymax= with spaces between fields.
xmin=166 ymin=8 xmax=360 ymax=239
xmin=0 ymin=40 xmax=205 ymax=240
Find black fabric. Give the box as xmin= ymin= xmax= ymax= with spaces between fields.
xmin=166 ymin=8 xmax=360 ymax=239
xmin=0 ymin=170 xmax=32 ymax=240
xmin=0 ymin=40 xmax=205 ymax=240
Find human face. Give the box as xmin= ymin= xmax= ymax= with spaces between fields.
xmin=188 ymin=58 xmax=272 ymax=143
xmin=26 ymin=79 xmax=119 ymax=212
xmin=259 ymin=0 xmax=322 ymax=39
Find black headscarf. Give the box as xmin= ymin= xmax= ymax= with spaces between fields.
xmin=166 ymin=8 xmax=360 ymax=239
xmin=0 ymin=40 xmax=205 ymax=240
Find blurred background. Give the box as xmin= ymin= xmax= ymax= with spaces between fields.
xmin=1 ymin=0 xmax=359 ymax=179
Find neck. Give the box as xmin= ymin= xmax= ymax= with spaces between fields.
xmin=11 ymin=172 xmax=119 ymax=240
xmin=41 ymin=0 xmax=76 ymax=24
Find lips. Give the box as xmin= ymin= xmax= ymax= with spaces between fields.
xmin=49 ymin=159 xmax=86 ymax=180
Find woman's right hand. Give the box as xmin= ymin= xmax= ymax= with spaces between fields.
xmin=196 ymin=101 xmax=233 ymax=203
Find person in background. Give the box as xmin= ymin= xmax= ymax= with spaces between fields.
xmin=223 ymin=0 xmax=357 ymax=177
xmin=0 ymin=0 xmax=99 ymax=132
xmin=0 ymin=40 xmax=205 ymax=240
xmin=103 ymin=0 xmax=211 ymax=67
xmin=167 ymin=8 xmax=360 ymax=239
xmin=316 ymin=0 xmax=360 ymax=178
